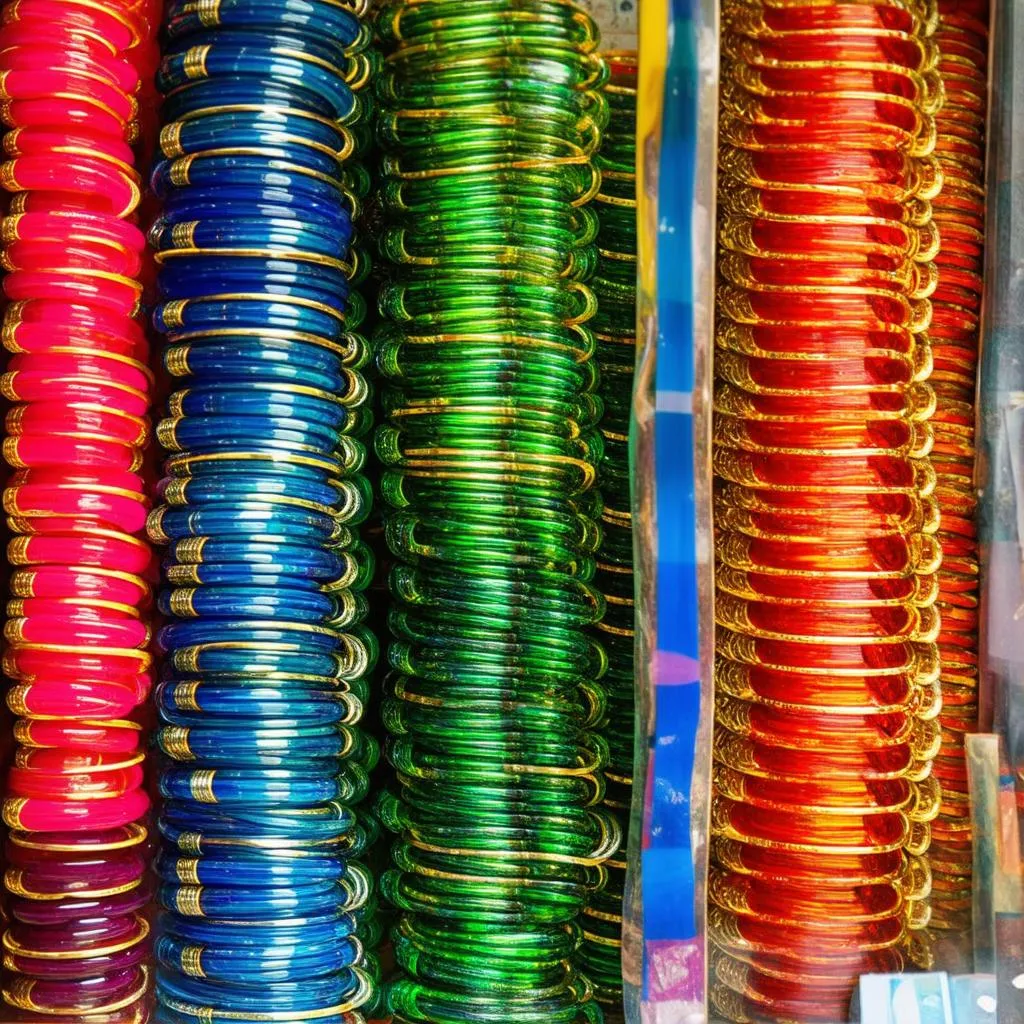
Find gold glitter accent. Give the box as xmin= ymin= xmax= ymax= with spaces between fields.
xmin=179 ymin=832 xmax=203 ymax=855
xmin=175 ymin=886 xmax=204 ymax=917
xmin=165 ymin=344 xmax=192 ymax=375
xmin=174 ymin=680 xmax=202 ymax=711
xmin=162 ymin=299 xmax=188 ymax=329
xmin=182 ymin=45 xmax=211 ymax=80
xmin=169 ymin=156 xmax=194 ymax=188
xmin=160 ymin=121 xmax=184 ymax=157
xmin=189 ymin=769 xmax=218 ymax=804
xmin=2 ymin=799 xmax=27 ymax=830
xmin=176 ymin=858 xmax=201 ymax=885
xmin=6 ymin=684 xmax=29 ymax=717
xmin=180 ymin=944 xmax=207 ymax=978
xmin=196 ymin=0 xmax=220 ymax=24
xmin=162 ymin=727 xmax=196 ymax=761
xmin=170 ymin=588 xmax=198 ymax=618
xmin=173 ymin=536 xmax=207 ymax=563
xmin=171 ymin=221 xmax=198 ymax=248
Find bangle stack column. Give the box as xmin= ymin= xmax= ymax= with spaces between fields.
xmin=927 ymin=0 xmax=988 ymax=965
xmin=0 ymin=0 xmax=158 ymax=1019
xmin=709 ymin=1 xmax=944 ymax=1019
xmin=580 ymin=50 xmax=637 ymax=1015
xmin=373 ymin=2 xmax=618 ymax=1021
xmin=145 ymin=0 xmax=379 ymax=1020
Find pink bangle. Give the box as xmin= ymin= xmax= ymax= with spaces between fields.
xmin=4 ymin=435 xmax=143 ymax=473
xmin=2 ymin=789 xmax=149 ymax=833
xmin=2 ymin=322 xmax=149 ymax=361
xmin=0 ymin=48 xmax=138 ymax=95
xmin=0 ymin=68 xmax=134 ymax=120
xmin=8 ymin=566 xmax=151 ymax=607
xmin=2 ymin=0 xmax=142 ymax=52
xmin=4 ymin=487 xmax=148 ymax=535
xmin=9 ymin=749 xmax=146 ymax=776
xmin=5 ymin=649 xmax=151 ymax=695
xmin=4 ymin=265 xmax=143 ymax=314
xmin=5 ymin=295 xmax=145 ymax=343
xmin=1 ymin=372 xmax=149 ymax=417
xmin=4 ymin=239 xmax=143 ymax=279
xmin=7 ymin=403 xmax=149 ymax=446
xmin=7 ymin=532 xmax=153 ymax=575
xmin=3 ymin=208 xmax=145 ymax=251
xmin=6 ymin=680 xmax=143 ymax=721
xmin=10 ymin=719 xmax=144 ymax=754
xmin=7 ymin=762 xmax=144 ymax=800
xmin=0 ymin=98 xmax=128 ymax=145
xmin=7 ymin=353 xmax=152 ymax=395
xmin=6 ymin=615 xmax=149 ymax=650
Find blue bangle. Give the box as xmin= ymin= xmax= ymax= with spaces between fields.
xmin=166 ymin=384 xmax=354 ymax=429
xmin=159 ymin=414 xmax=348 ymax=458
xmin=155 ymin=933 xmax=363 ymax=986
xmin=153 ymin=688 xmax=358 ymax=729
xmin=161 ymin=107 xmax=351 ymax=160
xmin=149 ymin=507 xmax=345 ymax=545
xmin=165 ymin=645 xmax=357 ymax=681
xmin=164 ymin=0 xmax=363 ymax=48
xmin=151 ymin=211 xmax=352 ymax=257
xmin=155 ymin=473 xmax=357 ymax=513
xmin=161 ymin=796 xmax=359 ymax=838
xmin=152 ymin=151 xmax=352 ymax=204
xmin=158 ymin=583 xmax=340 ymax=622
xmin=157 ymin=763 xmax=365 ymax=807
xmin=155 ymin=964 xmax=368 ymax=1018
xmin=157 ymin=184 xmax=355 ymax=234
xmin=157 ymin=618 xmax=345 ymax=653
xmin=159 ymin=879 xmax=349 ymax=920
xmin=158 ymin=41 xmax=358 ymax=121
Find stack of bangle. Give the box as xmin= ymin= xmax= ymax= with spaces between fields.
xmin=0 ymin=0 xmax=159 ymax=1019
xmin=146 ymin=0 xmax=379 ymax=1021
xmin=374 ymin=3 xmax=618 ymax=1022
xmin=709 ymin=1 xmax=944 ymax=1020
xmin=579 ymin=50 xmax=637 ymax=1014
xmin=926 ymin=0 xmax=988 ymax=966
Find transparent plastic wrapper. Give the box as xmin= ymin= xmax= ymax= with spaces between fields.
xmin=977 ymin=0 xmax=1024 ymax=1007
xmin=623 ymin=0 xmax=718 ymax=1021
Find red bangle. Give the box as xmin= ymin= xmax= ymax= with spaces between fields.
xmin=5 ymin=295 xmax=146 ymax=342
xmin=9 ymin=566 xmax=151 ymax=609
xmin=6 ymin=680 xmax=144 ymax=721
xmin=7 ymin=531 xmax=153 ymax=574
xmin=7 ymin=404 xmax=149 ymax=446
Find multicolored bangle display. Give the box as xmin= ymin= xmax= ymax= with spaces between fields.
xmin=146 ymin=0 xmax=380 ymax=1020
xmin=0 ymin=0 xmax=158 ymax=1019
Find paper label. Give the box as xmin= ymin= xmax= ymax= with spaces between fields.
xmin=578 ymin=0 xmax=638 ymax=50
